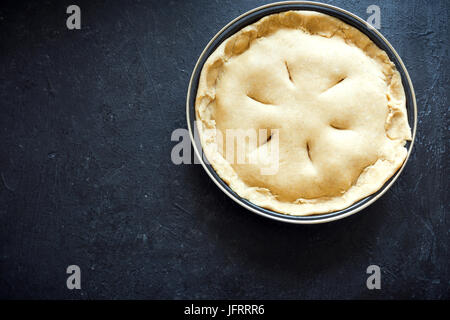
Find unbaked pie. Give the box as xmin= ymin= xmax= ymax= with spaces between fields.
xmin=195 ymin=11 xmax=412 ymax=216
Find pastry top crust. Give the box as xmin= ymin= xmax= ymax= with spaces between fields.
xmin=195 ymin=11 xmax=411 ymax=216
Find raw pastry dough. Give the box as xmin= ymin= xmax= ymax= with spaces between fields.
xmin=195 ymin=11 xmax=411 ymax=216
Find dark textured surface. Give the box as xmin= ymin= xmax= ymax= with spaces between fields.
xmin=0 ymin=0 xmax=448 ymax=299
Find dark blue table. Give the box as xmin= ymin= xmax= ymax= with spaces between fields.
xmin=0 ymin=0 xmax=448 ymax=299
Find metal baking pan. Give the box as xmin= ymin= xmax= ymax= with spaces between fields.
xmin=186 ymin=1 xmax=417 ymax=224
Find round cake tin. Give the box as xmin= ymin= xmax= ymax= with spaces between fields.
xmin=186 ymin=1 xmax=417 ymax=224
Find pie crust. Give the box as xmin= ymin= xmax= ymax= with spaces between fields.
xmin=195 ymin=11 xmax=412 ymax=216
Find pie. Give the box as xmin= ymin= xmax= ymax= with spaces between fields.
xmin=195 ymin=10 xmax=412 ymax=216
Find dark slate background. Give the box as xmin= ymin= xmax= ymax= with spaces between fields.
xmin=0 ymin=0 xmax=448 ymax=299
